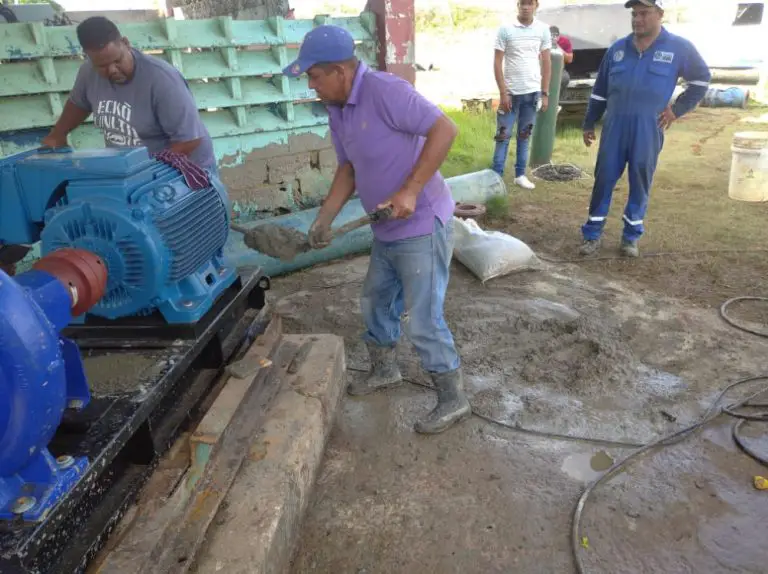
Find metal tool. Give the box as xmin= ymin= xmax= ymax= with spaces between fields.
xmin=231 ymin=206 xmax=393 ymax=261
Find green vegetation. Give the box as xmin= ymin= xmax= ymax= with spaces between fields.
xmin=441 ymin=105 xmax=768 ymax=308
xmin=415 ymin=3 xmax=501 ymax=33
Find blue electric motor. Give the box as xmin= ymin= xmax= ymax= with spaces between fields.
xmin=0 ymin=147 xmax=237 ymax=323
xmin=0 ymin=257 xmax=95 ymax=521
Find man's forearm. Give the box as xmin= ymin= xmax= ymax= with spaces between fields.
xmin=319 ymin=162 xmax=356 ymax=220
xmin=541 ymin=53 xmax=552 ymax=92
xmin=403 ymin=115 xmax=457 ymax=194
xmin=49 ymin=100 xmax=89 ymax=140
xmin=494 ymin=62 xmax=506 ymax=95
xmin=169 ymin=138 xmax=202 ymax=156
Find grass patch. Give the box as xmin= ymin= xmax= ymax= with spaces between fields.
xmin=442 ymin=106 xmax=768 ymax=306
xmin=484 ymin=194 xmax=510 ymax=219
xmin=415 ymin=3 xmax=501 ymax=33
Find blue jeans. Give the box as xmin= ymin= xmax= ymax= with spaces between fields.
xmin=491 ymin=91 xmax=540 ymax=177
xmin=361 ymin=217 xmax=460 ymax=374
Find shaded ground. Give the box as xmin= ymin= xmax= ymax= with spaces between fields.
xmin=277 ymin=256 xmax=768 ymax=574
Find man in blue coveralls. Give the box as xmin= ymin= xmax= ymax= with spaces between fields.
xmin=580 ymin=0 xmax=710 ymax=257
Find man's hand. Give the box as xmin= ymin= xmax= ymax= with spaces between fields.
xmin=658 ymin=106 xmax=676 ymax=130
xmin=41 ymin=132 xmax=67 ymax=148
xmin=583 ymin=130 xmax=596 ymax=147
xmin=499 ymin=92 xmax=512 ymax=113
xmin=378 ymin=184 xmax=420 ymax=220
xmin=307 ymin=214 xmax=334 ymax=249
xmin=540 ymin=94 xmax=549 ymax=113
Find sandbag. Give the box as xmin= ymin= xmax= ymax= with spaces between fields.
xmin=452 ymin=217 xmax=540 ymax=282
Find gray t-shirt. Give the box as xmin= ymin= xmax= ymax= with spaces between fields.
xmin=69 ymin=49 xmax=216 ymax=169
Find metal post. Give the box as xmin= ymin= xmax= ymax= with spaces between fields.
xmin=529 ymin=49 xmax=564 ymax=168
xmin=364 ymin=0 xmax=416 ymax=84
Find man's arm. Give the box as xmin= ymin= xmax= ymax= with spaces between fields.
xmin=583 ymin=49 xmax=611 ymax=131
xmin=540 ymin=26 xmax=552 ymax=110
xmin=402 ymin=115 xmax=457 ymax=194
xmin=540 ymin=49 xmax=552 ymax=94
xmin=316 ymin=121 xmax=356 ymax=222
xmin=494 ymin=50 xmax=507 ymax=96
xmin=152 ymin=70 xmax=207 ymax=157
xmin=671 ymin=41 xmax=711 ymax=119
xmin=494 ymin=27 xmax=510 ymax=111
xmin=376 ymin=78 xmax=457 ymax=214
xmin=44 ymin=66 xmax=91 ymax=147
xmin=560 ymin=37 xmax=574 ymax=65
xmin=306 ymin=118 xmax=355 ymax=247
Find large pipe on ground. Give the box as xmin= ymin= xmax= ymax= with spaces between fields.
xmin=224 ymin=169 xmax=507 ymax=276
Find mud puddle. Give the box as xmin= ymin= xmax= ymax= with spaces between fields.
xmin=561 ymin=450 xmax=615 ymax=482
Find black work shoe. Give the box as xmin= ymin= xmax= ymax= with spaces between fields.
xmin=620 ymin=239 xmax=639 ymax=258
xmin=414 ymin=368 xmax=472 ymax=434
xmin=579 ymin=239 xmax=601 ymax=256
xmin=348 ymin=342 xmax=403 ymax=396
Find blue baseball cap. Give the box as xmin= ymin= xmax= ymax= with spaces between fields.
xmin=283 ymin=25 xmax=355 ymax=77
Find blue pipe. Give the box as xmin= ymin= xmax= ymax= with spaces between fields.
xmin=224 ymin=169 xmax=507 ymax=276
xmin=700 ymin=87 xmax=749 ymax=109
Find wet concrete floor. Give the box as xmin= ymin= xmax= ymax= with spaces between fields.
xmin=272 ymin=256 xmax=768 ymax=574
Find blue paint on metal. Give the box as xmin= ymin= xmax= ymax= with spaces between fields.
xmin=225 ymin=170 xmax=508 ymax=276
xmin=0 ymin=267 xmax=90 ymax=523
xmin=701 ymin=86 xmax=749 ymax=109
xmin=1 ymin=146 xmax=237 ymax=324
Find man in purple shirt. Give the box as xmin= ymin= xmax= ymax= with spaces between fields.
xmin=284 ymin=25 xmax=470 ymax=434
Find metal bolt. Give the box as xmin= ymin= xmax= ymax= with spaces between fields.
xmin=11 ymin=497 xmax=36 ymax=515
xmin=68 ymin=284 xmax=79 ymax=308
xmin=56 ymin=455 xmax=75 ymax=469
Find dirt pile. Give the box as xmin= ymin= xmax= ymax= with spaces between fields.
xmin=513 ymin=316 xmax=637 ymax=393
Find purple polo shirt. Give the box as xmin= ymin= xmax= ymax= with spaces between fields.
xmin=327 ymin=62 xmax=455 ymax=242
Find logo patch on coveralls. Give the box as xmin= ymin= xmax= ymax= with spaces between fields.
xmin=653 ymin=51 xmax=675 ymax=64
xmin=613 ymin=50 xmax=625 ymax=63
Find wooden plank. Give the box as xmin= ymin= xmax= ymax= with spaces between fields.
xmin=147 ymin=337 xmax=292 ymax=574
xmin=87 ymin=434 xmax=191 ymax=574
xmin=89 ymin=314 xmax=282 ymax=573
xmin=187 ymin=315 xmax=282 ymax=490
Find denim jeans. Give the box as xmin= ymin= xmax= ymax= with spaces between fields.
xmin=360 ymin=217 xmax=460 ymax=374
xmin=491 ymin=91 xmax=540 ymax=177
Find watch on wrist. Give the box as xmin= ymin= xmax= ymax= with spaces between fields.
xmin=542 ymin=91 xmax=549 ymax=97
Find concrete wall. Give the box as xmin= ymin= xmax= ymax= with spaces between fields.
xmin=66 ymin=10 xmax=163 ymax=23
xmin=172 ymin=0 xmax=289 ymax=20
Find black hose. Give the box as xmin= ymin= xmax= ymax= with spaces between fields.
xmin=720 ymin=296 xmax=768 ymax=337
xmin=570 ymin=294 xmax=768 ymax=574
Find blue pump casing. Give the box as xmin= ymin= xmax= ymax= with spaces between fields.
xmin=0 ymin=147 xmax=236 ymax=323
xmin=0 ymin=267 xmax=91 ymax=521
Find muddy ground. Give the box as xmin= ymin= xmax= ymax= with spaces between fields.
xmin=271 ymin=255 xmax=768 ymax=573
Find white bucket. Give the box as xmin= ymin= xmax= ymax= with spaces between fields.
xmin=728 ymin=131 xmax=768 ymax=202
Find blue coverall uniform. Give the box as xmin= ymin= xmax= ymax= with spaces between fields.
xmin=582 ymin=28 xmax=711 ymax=243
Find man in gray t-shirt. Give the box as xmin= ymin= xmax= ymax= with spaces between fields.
xmin=43 ymin=16 xmax=215 ymax=170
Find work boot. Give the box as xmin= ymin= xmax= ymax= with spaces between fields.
xmin=347 ymin=342 xmax=403 ymax=396
xmin=620 ymin=239 xmax=639 ymax=258
xmin=579 ymin=238 xmax=601 ymax=256
xmin=414 ymin=369 xmax=472 ymax=435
